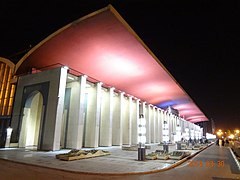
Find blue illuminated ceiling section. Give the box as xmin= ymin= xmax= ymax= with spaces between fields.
xmin=157 ymin=99 xmax=191 ymax=109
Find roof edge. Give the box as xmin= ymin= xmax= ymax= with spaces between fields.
xmin=109 ymin=5 xmax=188 ymax=94
xmin=14 ymin=5 xmax=111 ymax=74
xmin=108 ymin=5 xmax=208 ymax=120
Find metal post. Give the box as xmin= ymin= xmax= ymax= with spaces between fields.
xmin=138 ymin=145 xmax=146 ymax=161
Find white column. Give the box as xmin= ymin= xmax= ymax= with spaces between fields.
xmin=168 ymin=113 xmax=172 ymax=142
xmin=131 ymin=99 xmax=139 ymax=145
xmin=112 ymin=92 xmax=124 ymax=145
xmin=99 ymin=87 xmax=114 ymax=146
xmin=172 ymin=115 xmax=176 ymax=142
xmin=122 ymin=96 xmax=132 ymax=145
xmin=180 ymin=118 xmax=184 ymax=136
xmin=146 ymin=104 xmax=151 ymax=144
xmin=128 ymin=96 xmax=133 ymax=145
xmin=151 ymin=106 xmax=156 ymax=143
xmin=163 ymin=111 xmax=170 ymax=142
xmin=139 ymin=101 xmax=146 ymax=115
xmin=185 ymin=121 xmax=191 ymax=140
xmin=174 ymin=116 xmax=177 ymax=132
xmin=178 ymin=117 xmax=182 ymax=138
xmin=84 ymin=82 xmax=102 ymax=148
xmin=66 ymin=75 xmax=86 ymax=149
xmin=172 ymin=115 xmax=176 ymax=141
xmin=52 ymin=67 xmax=68 ymax=150
xmin=155 ymin=108 xmax=160 ymax=143
xmin=159 ymin=109 xmax=163 ymax=142
xmin=170 ymin=114 xmax=175 ymax=142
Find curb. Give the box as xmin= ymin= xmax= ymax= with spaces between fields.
xmin=229 ymin=147 xmax=240 ymax=170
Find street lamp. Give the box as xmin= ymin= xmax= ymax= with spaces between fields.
xmin=228 ymin=134 xmax=234 ymax=139
xmin=234 ymin=129 xmax=239 ymax=140
xmin=138 ymin=114 xmax=146 ymax=161
xmin=216 ymin=129 xmax=223 ymax=138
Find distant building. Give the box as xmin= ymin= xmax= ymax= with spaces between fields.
xmin=167 ymin=106 xmax=179 ymax=116
xmin=196 ymin=119 xmax=215 ymax=137
xmin=0 ymin=57 xmax=16 ymax=147
xmin=0 ymin=5 xmax=208 ymax=150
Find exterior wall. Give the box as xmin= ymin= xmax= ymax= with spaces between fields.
xmin=11 ymin=67 xmax=67 ymax=151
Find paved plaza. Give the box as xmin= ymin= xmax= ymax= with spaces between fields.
xmin=0 ymin=144 xmax=210 ymax=174
xmin=1 ymin=143 xmax=240 ymax=180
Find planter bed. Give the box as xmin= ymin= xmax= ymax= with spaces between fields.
xmin=146 ymin=150 xmax=169 ymax=160
xmin=56 ymin=149 xmax=110 ymax=161
xmin=169 ymin=151 xmax=190 ymax=160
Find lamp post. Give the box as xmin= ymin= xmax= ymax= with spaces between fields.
xmin=235 ymin=129 xmax=239 ymax=140
xmin=216 ymin=129 xmax=223 ymax=138
xmin=138 ymin=114 xmax=146 ymax=161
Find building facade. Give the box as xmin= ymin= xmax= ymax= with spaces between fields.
xmin=0 ymin=57 xmax=16 ymax=147
xmin=1 ymin=5 xmax=206 ymax=150
xmin=9 ymin=66 xmax=202 ymax=151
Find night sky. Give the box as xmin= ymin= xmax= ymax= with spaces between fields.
xmin=0 ymin=0 xmax=240 ymax=131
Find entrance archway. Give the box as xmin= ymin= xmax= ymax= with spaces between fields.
xmin=19 ymin=91 xmax=43 ymax=149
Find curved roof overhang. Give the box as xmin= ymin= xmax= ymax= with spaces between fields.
xmin=15 ymin=5 xmax=208 ymax=122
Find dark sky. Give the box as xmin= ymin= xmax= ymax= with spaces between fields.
xmin=0 ymin=0 xmax=240 ymax=131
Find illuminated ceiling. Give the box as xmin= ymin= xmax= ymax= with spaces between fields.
xmin=15 ymin=5 xmax=208 ymax=122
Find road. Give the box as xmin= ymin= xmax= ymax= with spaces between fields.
xmin=140 ymin=144 xmax=240 ymax=180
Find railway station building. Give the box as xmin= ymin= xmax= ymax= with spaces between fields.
xmin=0 ymin=5 xmax=208 ymax=151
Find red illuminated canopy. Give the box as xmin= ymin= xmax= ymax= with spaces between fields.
xmin=15 ymin=5 xmax=208 ymax=122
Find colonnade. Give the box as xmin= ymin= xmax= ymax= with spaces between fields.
xmin=63 ymin=74 xmax=203 ymax=149
xmin=10 ymin=67 xmax=203 ymax=151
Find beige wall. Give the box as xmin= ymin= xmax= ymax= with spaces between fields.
xmin=11 ymin=67 xmax=67 ymax=151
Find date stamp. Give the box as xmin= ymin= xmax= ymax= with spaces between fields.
xmin=188 ymin=160 xmax=224 ymax=168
